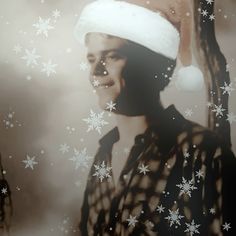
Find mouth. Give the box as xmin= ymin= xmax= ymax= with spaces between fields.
xmin=96 ymin=81 xmax=115 ymax=89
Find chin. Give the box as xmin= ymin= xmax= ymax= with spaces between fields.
xmin=97 ymin=95 xmax=116 ymax=111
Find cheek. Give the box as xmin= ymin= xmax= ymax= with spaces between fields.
xmin=107 ymin=60 xmax=127 ymax=78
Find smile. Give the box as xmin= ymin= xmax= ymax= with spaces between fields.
xmin=97 ymin=81 xmax=115 ymax=89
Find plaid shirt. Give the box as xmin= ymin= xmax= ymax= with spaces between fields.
xmin=79 ymin=105 xmax=236 ymax=236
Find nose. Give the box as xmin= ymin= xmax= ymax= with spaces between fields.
xmin=92 ymin=59 xmax=108 ymax=77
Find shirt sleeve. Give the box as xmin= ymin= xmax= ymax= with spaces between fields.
xmin=221 ymin=147 xmax=236 ymax=236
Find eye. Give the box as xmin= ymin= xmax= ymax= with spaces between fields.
xmin=87 ymin=56 xmax=95 ymax=64
xmin=106 ymin=53 xmax=123 ymax=61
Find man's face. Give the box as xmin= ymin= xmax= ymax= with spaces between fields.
xmin=86 ymin=33 xmax=129 ymax=112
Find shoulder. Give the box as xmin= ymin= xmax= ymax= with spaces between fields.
xmin=176 ymin=118 xmax=229 ymax=157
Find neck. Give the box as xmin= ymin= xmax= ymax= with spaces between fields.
xmin=115 ymin=114 xmax=148 ymax=147
xmin=114 ymin=102 xmax=164 ymax=147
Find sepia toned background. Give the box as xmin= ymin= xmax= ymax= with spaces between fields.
xmin=0 ymin=0 xmax=236 ymax=235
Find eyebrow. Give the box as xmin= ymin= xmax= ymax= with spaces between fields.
xmin=87 ymin=49 xmax=123 ymax=57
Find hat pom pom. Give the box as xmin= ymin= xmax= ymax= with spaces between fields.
xmin=175 ymin=65 xmax=204 ymax=91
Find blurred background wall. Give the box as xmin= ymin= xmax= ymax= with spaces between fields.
xmin=0 ymin=0 xmax=235 ymax=235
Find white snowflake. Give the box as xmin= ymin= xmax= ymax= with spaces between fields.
xmin=226 ymin=112 xmax=236 ymax=124
xmin=92 ymin=79 xmax=100 ymax=87
xmin=184 ymin=220 xmax=200 ymax=236
xmin=209 ymin=208 xmax=216 ymax=214
xmin=195 ymin=170 xmax=204 ymax=179
xmin=59 ymin=143 xmax=70 ymax=154
xmin=93 ymin=161 xmax=112 ymax=182
xmin=201 ymin=10 xmax=208 ymax=17
xmin=165 ymin=208 xmax=184 ymax=227
xmin=212 ymin=104 xmax=225 ymax=118
xmin=222 ymin=222 xmax=231 ymax=231
xmin=126 ymin=215 xmax=138 ymax=227
xmin=106 ymin=101 xmax=116 ymax=112
xmin=220 ymin=82 xmax=235 ymax=96
xmin=21 ymin=48 xmax=41 ymax=67
xmin=69 ymin=148 xmax=92 ymax=170
xmin=176 ymin=177 xmax=197 ymax=197
xmin=41 ymin=60 xmax=57 ymax=77
xmin=156 ymin=204 xmax=165 ymax=213
xmin=33 ymin=17 xmax=54 ymax=37
xmin=79 ymin=62 xmax=88 ymax=71
xmin=209 ymin=14 xmax=215 ymax=21
xmin=83 ymin=110 xmax=108 ymax=134
xmin=1 ymin=188 xmax=7 ymax=194
xmin=138 ymin=164 xmax=150 ymax=175
xmin=52 ymin=9 xmax=61 ymax=19
xmin=185 ymin=108 xmax=193 ymax=117
xmin=184 ymin=150 xmax=190 ymax=159
xmin=22 ymin=155 xmax=38 ymax=170
xmin=206 ymin=0 xmax=214 ymax=5
xmin=13 ymin=44 xmax=22 ymax=54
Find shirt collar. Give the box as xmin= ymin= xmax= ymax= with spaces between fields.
xmin=98 ymin=105 xmax=186 ymax=149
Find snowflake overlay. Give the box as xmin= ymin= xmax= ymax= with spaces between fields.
xmin=69 ymin=148 xmax=92 ymax=170
xmin=93 ymin=161 xmax=112 ymax=182
xmin=176 ymin=177 xmax=197 ymax=197
xmin=165 ymin=208 xmax=184 ymax=227
xmin=222 ymin=222 xmax=231 ymax=231
xmin=184 ymin=220 xmax=200 ymax=236
xmin=33 ymin=17 xmax=54 ymax=37
xmin=212 ymin=104 xmax=225 ymax=118
xmin=21 ymin=48 xmax=41 ymax=67
xmin=59 ymin=143 xmax=70 ymax=154
xmin=41 ymin=60 xmax=57 ymax=77
xmin=220 ymin=82 xmax=235 ymax=96
xmin=226 ymin=112 xmax=236 ymax=124
xmin=126 ymin=215 xmax=138 ymax=227
xmin=83 ymin=110 xmax=108 ymax=134
xmin=106 ymin=101 xmax=116 ymax=112
xmin=138 ymin=164 xmax=150 ymax=175
xmin=22 ymin=155 xmax=38 ymax=170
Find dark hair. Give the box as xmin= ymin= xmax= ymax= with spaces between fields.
xmin=121 ymin=40 xmax=176 ymax=92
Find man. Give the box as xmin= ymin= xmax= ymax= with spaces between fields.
xmin=74 ymin=0 xmax=236 ymax=235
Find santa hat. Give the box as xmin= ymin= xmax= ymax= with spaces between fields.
xmin=74 ymin=0 xmax=204 ymax=91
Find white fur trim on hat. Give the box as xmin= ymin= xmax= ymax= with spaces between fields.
xmin=74 ymin=0 xmax=180 ymax=59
